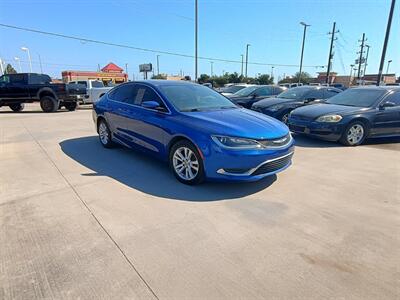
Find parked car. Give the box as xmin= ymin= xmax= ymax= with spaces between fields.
xmin=220 ymin=84 xmax=254 ymax=96
xmin=279 ymin=83 xmax=303 ymax=89
xmin=288 ymin=86 xmax=400 ymax=146
xmin=251 ymin=86 xmax=342 ymax=124
xmin=228 ymin=85 xmax=287 ymax=108
xmin=0 ymin=73 xmax=86 ymax=112
xmin=68 ymin=80 xmax=112 ymax=104
xmin=330 ymin=83 xmax=347 ymax=90
xmin=93 ymin=80 xmax=294 ymax=184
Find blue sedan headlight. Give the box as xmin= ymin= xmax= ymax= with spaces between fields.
xmin=211 ymin=135 xmax=263 ymax=149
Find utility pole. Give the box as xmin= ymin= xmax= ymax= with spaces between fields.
xmin=156 ymin=55 xmax=160 ymax=75
xmin=125 ymin=63 xmax=129 ymax=78
xmin=326 ymin=22 xmax=338 ymax=84
xmin=210 ymin=61 xmax=213 ymax=76
xmin=377 ymin=0 xmax=396 ymax=85
xmin=357 ymin=33 xmax=366 ymax=81
xmin=245 ymin=44 xmax=250 ymax=78
xmin=386 ymin=59 xmax=393 ymax=74
xmin=299 ymin=22 xmax=310 ymax=84
xmin=194 ymin=0 xmax=198 ymax=81
xmin=362 ymin=45 xmax=370 ymax=81
xmin=349 ymin=64 xmax=355 ymax=86
xmin=271 ymin=66 xmax=274 ymax=81
xmin=241 ymin=54 xmax=244 ymax=76
xmin=38 ymin=54 xmax=43 ymax=73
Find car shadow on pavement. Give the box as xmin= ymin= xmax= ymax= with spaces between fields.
xmin=294 ymin=134 xmax=400 ymax=149
xmin=59 ymin=136 xmax=276 ymax=201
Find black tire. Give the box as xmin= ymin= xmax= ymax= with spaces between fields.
xmin=169 ymin=140 xmax=205 ymax=185
xmin=339 ymin=121 xmax=369 ymax=146
xmin=9 ymin=103 xmax=25 ymax=112
xmin=40 ymin=96 xmax=59 ymax=112
xmin=98 ymin=119 xmax=115 ymax=148
xmin=65 ymin=102 xmax=77 ymax=111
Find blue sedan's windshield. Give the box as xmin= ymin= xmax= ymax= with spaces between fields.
xmin=326 ymin=89 xmax=386 ymax=107
xmin=160 ymin=84 xmax=237 ymax=112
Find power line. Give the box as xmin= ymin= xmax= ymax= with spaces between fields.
xmin=0 ymin=23 xmax=324 ymax=69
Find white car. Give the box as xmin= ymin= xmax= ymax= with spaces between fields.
xmin=220 ymin=84 xmax=255 ymax=96
xmin=69 ymin=80 xmax=113 ymax=104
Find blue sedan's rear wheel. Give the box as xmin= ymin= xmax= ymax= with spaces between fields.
xmin=170 ymin=140 xmax=205 ymax=185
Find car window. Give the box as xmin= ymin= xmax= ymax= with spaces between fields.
xmin=324 ymin=88 xmax=341 ymax=99
xmin=29 ymin=74 xmax=51 ymax=84
xmin=77 ymin=81 xmax=88 ymax=87
xmin=256 ymin=87 xmax=273 ymax=96
xmin=140 ymin=86 xmax=165 ymax=108
xmin=0 ymin=75 xmax=10 ymax=83
xmin=10 ymin=74 xmax=26 ymax=84
xmin=326 ymin=88 xmax=386 ymax=107
xmin=91 ymin=81 xmax=104 ymax=88
xmin=109 ymin=84 xmax=139 ymax=103
xmin=305 ymin=89 xmax=324 ymax=99
xmin=382 ymin=91 xmax=400 ymax=107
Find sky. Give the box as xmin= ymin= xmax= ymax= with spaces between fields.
xmin=0 ymin=0 xmax=398 ymax=81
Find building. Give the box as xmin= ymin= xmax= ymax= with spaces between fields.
xmin=312 ymin=72 xmax=397 ymax=87
xmin=62 ymin=63 xmax=128 ymax=85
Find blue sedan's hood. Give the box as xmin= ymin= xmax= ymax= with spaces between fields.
xmin=181 ymin=108 xmax=289 ymax=139
xmin=291 ymin=103 xmax=368 ymax=119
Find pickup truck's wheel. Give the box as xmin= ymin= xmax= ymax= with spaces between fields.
xmin=65 ymin=102 xmax=77 ymax=111
xmin=40 ymin=96 xmax=59 ymax=113
xmin=9 ymin=103 xmax=25 ymax=112
xmin=98 ymin=119 xmax=115 ymax=148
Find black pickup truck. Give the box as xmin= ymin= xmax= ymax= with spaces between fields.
xmin=0 ymin=73 xmax=86 ymax=112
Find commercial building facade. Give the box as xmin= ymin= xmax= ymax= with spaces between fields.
xmin=62 ymin=63 xmax=128 ymax=85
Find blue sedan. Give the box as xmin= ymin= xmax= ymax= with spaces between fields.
xmin=288 ymin=86 xmax=400 ymax=146
xmin=93 ymin=80 xmax=294 ymax=184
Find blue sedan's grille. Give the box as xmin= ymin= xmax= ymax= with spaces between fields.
xmin=290 ymin=114 xmax=313 ymax=121
xmin=252 ymin=153 xmax=293 ymax=175
xmin=258 ymin=134 xmax=291 ymax=147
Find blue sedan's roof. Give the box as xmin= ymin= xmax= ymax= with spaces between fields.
xmin=133 ymin=80 xmax=198 ymax=87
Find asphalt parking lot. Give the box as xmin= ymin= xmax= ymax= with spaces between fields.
xmin=1 ymin=103 xmax=399 ymax=299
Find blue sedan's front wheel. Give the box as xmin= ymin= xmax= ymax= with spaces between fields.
xmin=170 ymin=140 xmax=205 ymax=185
xmin=98 ymin=119 xmax=115 ymax=148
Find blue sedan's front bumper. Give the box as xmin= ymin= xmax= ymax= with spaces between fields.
xmin=288 ymin=117 xmax=345 ymax=141
xmin=203 ymin=139 xmax=295 ymax=182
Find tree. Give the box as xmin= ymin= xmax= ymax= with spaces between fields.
xmin=151 ymin=74 xmax=167 ymax=79
xmin=198 ymin=74 xmax=210 ymax=84
xmin=256 ymin=74 xmax=274 ymax=85
xmin=5 ymin=64 xmax=17 ymax=74
xmin=278 ymin=72 xmax=312 ymax=84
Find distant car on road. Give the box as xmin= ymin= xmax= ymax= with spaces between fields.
xmin=288 ymin=86 xmax=400 ymax=146
xmin=93 ymin=80 xmax=294 ymax=184
xmin=0 ymin=73 xmax=86 ymax=112
xmin=228 ymin=85 xmax=287 ymax=108
xmin=68 ymin=80 xmax=112 ymax=104
xmin=252 ymin=86 xmax=342 ymax=124
xmin=220 ymin=84 xmax=254 ymax=97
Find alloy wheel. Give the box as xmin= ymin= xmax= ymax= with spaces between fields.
xmin=346 ymin=124 xmax=364 ymax=145
xmin=173 ymin=147 xmax=199 ymax=181
xmin=99 ymin=122 xmax=109 ymax=145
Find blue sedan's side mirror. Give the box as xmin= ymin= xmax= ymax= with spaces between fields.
xmin=380 ymin=102 xmax=395 ymax=110
xmin=142 ymin=101 xmax=160 ymax=109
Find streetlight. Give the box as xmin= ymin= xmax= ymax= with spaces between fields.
xmin=14 ymin=57 xmax=22 ymax=72
xmin=299 ymin=22 xmax=311 ymax=84
xmin=271 ymin=66 xmax=275 ymax=81
xmin=386 ymin=59 xmax=393 ymax=74
xmin=210 ymin=61 xmax=214 ymax=76
xmin=21 ymin=47 xmax=32 ymax=72
xmin=156 ymin=55 xmax=160 ymax=75
xmin=245 ymin=44 xmax=250 ymax=78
